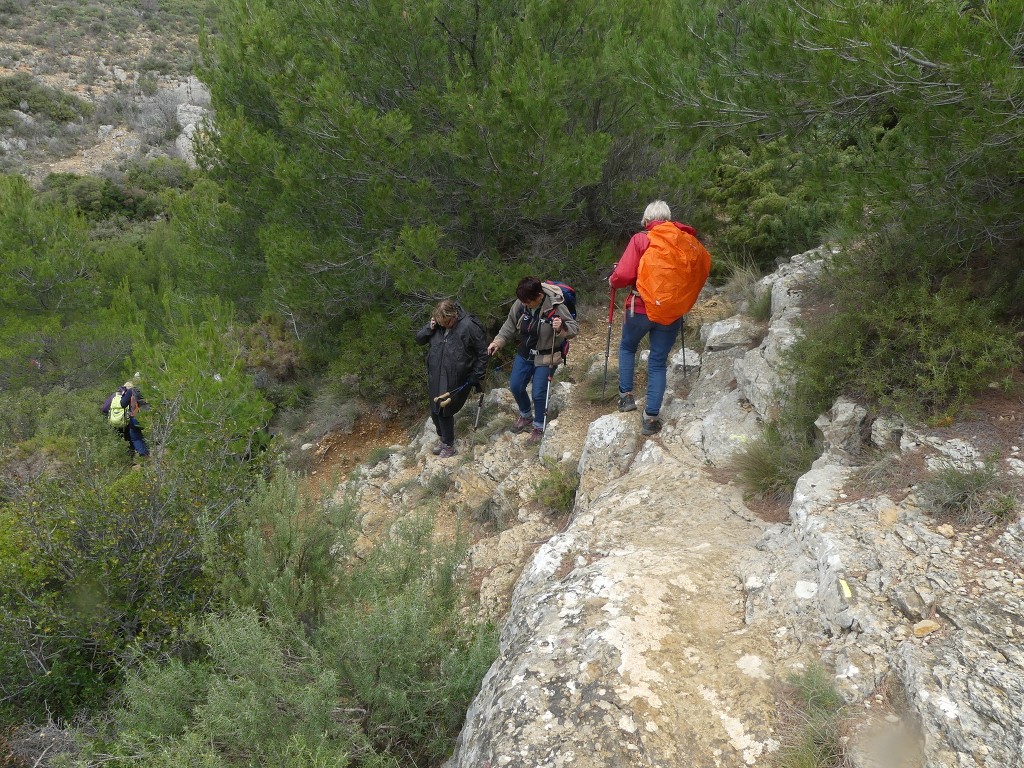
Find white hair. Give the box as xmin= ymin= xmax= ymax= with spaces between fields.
xmin=641 ymin=200 xmax=671 ymax=227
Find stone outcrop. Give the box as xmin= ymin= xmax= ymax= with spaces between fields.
xmin=442 ymin=247 xmax=1024 ymax=768
xmin=343 ymin=246 xmax=1023 ymax=767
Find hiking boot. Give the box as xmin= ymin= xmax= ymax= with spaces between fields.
xmin=526 ymin=427 xmax=544 ymax=446
xmin=437 ymin=444 xmax=456 ymax=458
xmin=511 ymin=414 xmax=532 ymax=433
xmin=430 ymin=440 xmax=446 ymax=455
xmin=642 ymin=414 xmax=662 ymax=436
xmin=618 ymin=392 xmax=637 ymax=412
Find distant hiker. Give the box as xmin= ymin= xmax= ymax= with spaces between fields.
xmin=487 ymin=276 xmax=579 ymax=445
xmin=101 ymin=379 xmax=149 ymax=460
xmin=415 ymin=300 xmax=489 ymax=458
xmin=609 ymin=200 xmax=711 ymax=436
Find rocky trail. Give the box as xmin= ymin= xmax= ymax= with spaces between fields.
xmin=316 ymin=249 xmax=1023 ymax=768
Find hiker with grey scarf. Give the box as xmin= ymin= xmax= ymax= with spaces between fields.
xmin=487 ymin=276 xmax=579 ymax=445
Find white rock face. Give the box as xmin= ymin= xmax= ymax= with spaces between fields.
xmin=447 ymin=449 xmax=780 ymax=767
xmin=440 ymin=247 xmax=1024 ymax=768
xmin=343 ymin=244 xmax=1023 ymax=768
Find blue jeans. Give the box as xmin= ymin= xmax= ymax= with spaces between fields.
xmin=618 ymin=313 xmax=682 ymax=417
xmin=509 ymin=354 xmax=552 ymax=429
xmin=124 ymin=417 xmax=149 ymax=457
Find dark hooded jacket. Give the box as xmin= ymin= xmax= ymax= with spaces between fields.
xmin=415 ymin=308 xmax=489 ymax=416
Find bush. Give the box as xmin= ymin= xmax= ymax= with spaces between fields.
xmin=0 ymin=73 xmax=91 ymax=122
xmin=773 ymin=664 xmax=848 ymax=768
xmin=365 ymin=445 xmax=398 ymax=467
xmin=731 ymin=422 xmax=820 ymax=505
xmin=694 ymin=140 xmax=843 ymax=272
xmin=533 ymin=458 xmax=580 ymax=517
xmin=790 ymin=278 xmax=1021 ymax=422
xmin=70 ymin=490 xmax=496 ymax=768
xmin=328 ymin=310 xmax=424 ymax=403
xmin=124 ymin=156 xmax=198 ymax=194
xmin=39 ymin=173 xmax=131 ymax=219
xmin=0 ymin=458 xmax=234 ymax=717
xmin=917 ymin=457 xmax=1016 ymax=526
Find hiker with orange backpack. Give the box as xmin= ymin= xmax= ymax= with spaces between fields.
xmin=487 ymin=277 xmax=579 ymax=446
xmin=609 ymin=200 xmax=711 ymax=436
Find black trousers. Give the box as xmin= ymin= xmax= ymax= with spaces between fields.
xmin=431 ymin=411 xmax=455 ymax=446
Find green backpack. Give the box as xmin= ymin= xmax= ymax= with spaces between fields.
xmin=109 ymin=390 xmax=130 ymax=427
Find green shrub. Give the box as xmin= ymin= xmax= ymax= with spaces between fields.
xmin=220 ymin=471 xmax=356 ymax=621
xmin=366 ymin=445 xmax=398 ymax=467
xmin=39 ymin=173 xmax=130 ymax=219
xmin=124 ymin=156 xmax=198 ymax=194
xmin=695 ymin=140 xmax=843 ymax=271
xmin=328 ymin=310 xmax=424 ymax=403
xmin=533 ymin=459 xmax=580 ymax=517
xmin=749 ymin=288 xmax=773 ymax=323
xmin=731 ymin=423 xmax=820 ymax=504
xmin=789 ymin=278 xmax=1021 ymax=422
xmin=0 ymin=0 xmax=27 ymax=15
xmin=917 ymin=457 xmax=1015 ymax=526
xmin=0 ymin=458 xmax=233 ymax=717
xmin=424 ymin=471 xmax=454 ymax=497
xmin=773 ymin=664 xmax=848 ymax=768
xmin=73 ymin=504 xmax=496 ymax=768
xmin=0 ymin=73 xmax=90 ymax=122
xmin=138 ymin=56 xmax=173 ymax=75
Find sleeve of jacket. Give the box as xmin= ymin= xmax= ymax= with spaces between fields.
xmin=610 ymin=232 xmax=648 ymax=289
xmin=467 ymin=321 xmax=488 ymax=383
xmin=493 ymin=302 xmax=521 ymax=348
xmin=556 ymin=303 xmax=579 ymax=340
xmin=100 ymin=393 xmax=114 ymax=415
xmin=415 ymin=323 xmax=434 ymax=345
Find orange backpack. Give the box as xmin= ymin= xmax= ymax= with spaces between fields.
xmin=635 ymin=222 xmax=711 ymax=325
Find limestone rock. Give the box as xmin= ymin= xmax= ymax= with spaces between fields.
xmin=913 ymin=619 xmax=941 ymax=637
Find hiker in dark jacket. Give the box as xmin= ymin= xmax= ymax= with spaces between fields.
xmin=415 ymin=300 xmax=489 ymax=458
xmin=101 ymin=379 xmax=149 ymax=459
xmin=487 ymin=276 xmax=579 ymax=445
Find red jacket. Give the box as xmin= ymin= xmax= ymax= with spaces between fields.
xmin=610 ymin=220 xmax=698 ymax=315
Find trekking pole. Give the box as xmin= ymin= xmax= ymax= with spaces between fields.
xmin=680 ymin=315 xmax=688 ymax=379
xmin=541 ymin=322 xmax=559 ymax=433
xmin=602 ymin=287 xmax=616 ymax=401
xmin=433 ymin=381 xmax=470 ymax=409
xmin=473 ymin=382 xmax=485 ymax=436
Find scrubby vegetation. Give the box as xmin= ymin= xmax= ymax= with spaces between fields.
xmin=731 ymin=423 xmax=821 ymax=507
xmin=917 ymin=457 xmax=1017 ymax=526
xmin=3 ymin=0 xmax=1024 ymax=762
xmin=55 ymin=475 xmax=496 ymax=768
xmin=773 ymin=665 xmax=849 ymax=768
xmin=533 ymin=459 xmax=580 ymax=518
